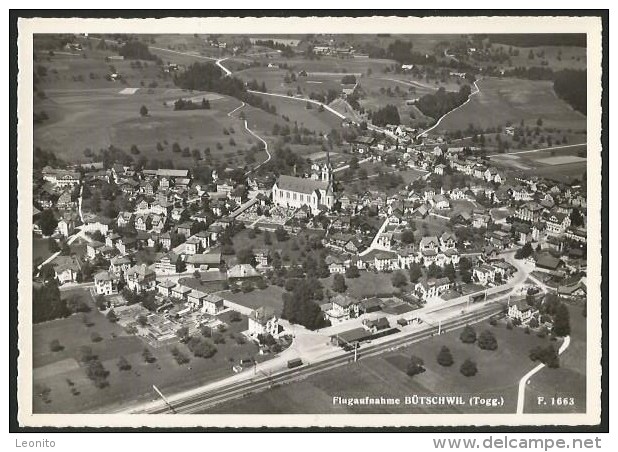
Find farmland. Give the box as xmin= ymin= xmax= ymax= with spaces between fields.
xmin=207 ymin=318 xmax=564 ymax=414
xmin=431 ymin=77 xmax=586 ymax=136
xmin=34 ymin=86 xmax=259 ymax=168
xmin=32 ymin=293 xmax=270 ymax=414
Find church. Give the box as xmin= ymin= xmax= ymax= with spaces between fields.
xmin=272 ymin=159 xmax=335 ymax=214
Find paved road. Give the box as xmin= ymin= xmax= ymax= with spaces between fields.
xmin=416 ymin=79 xmax=480 ymax=139
xmin=516 ymin=335 xmax=571 ymax=414
xmin=126 ymin=302 xmax=503 ymax=414
xmin=488 ymin=143 xmax=587 ymax=157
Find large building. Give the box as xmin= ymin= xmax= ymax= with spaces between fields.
xmin=271 ymin=160 xmax=335 ymax=214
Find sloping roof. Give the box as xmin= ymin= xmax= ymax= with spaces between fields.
xmin=331 ymin=294 xmax=358 ymax=308
xmin=251 ymin=306 xmax=276 ymax=324
xmin=536 ymin=254 xmax=561 ymax=270
xmin=186 ymin=253 xmax=221 ymax=265
xmin=275 ymin=175 xmax=330 ymax=195
xmin=227 ymin=264 xmax=260 ymax=279
xmin=157 ymin=169 xmax=189 ymax=178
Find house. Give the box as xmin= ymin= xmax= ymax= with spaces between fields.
xmin=439 ymin=232 xmax=457 ymax=252
xmin=431 ymin=194 xmax=450 ymax=210
xmin=184 ymin=236 xmax=201 ymax=255
xmin=177 ymin=222 xmax=194 ymax=238
xmin=362 ymin=317 xmax=390 ymax=334
xmin=53 ymin=256 xmax=80 ymax=284
xmin=565 ymin=226 xmax=587 ymax=243
xmin=248 ymin=306 xmax=280 ymax=338
xmin=171 ymin=284 xmax=192 ymax=302
xmin=374 ymin=251 xmax=398 ymax=271
xmin=227 ymin=264 xmax=261 ymax=280
xmin=155 ymin=252 xmax=180 ymax=273
xmin=86 ymin=240 xmax=105 ymax=260
xmin=434 ymin=164 xmax=446 ymax=176
xmin=535 ymin=254 xmax=562 ymax=272
xmin=326 ymin=255 xmax=346 ymax=274
xmin=202 ymin=293 xmax=225 ymax=315
xmin=94 ymin=271 xmax=119 ymax=295
xmin=557 ymin=280 xmax=587 ymax=300
xmin=325 ymin=294 xmax=360 ymax=323
xmin=473 ymin=265 xmax=496 ymax=285
xmin=125 ymin=264 xmax=156 ymax=293
xmin=134 ymin=214 xmax=152 ymax=232
xmin=414 ymin=277 xmax=451 ymax=301
xmin=41 ymin=167 xmax=80 ymax=187
xmin=186 ymin=253 xmax=221 ymax=272
xmin=484 ymin=167 xmax=503 ymax=184
xmin=187 ymin=289 xmax=207 ymax=309
xmin=157 ymin=279 xmax=176 ymax=298
xmin=56 ymin=190 xmax=74 ymax=209
xmin=116 ymin=212 xmax=133 ymax=229
xmin=515 ymin=202 xmax=544 ymax=223
xmin=419 ymin=236 xmax=440 ymax=253
xmin=109 ymin=255 xmax=132 ymax=276
xmin=545 ymin=211 xmax=571 ymax=235
xmin=254 ymin=248 xmax=271 ymax=267
xmin=472 ymin=212 xmax=490 ymax=229
xmin=56 ymin=216 xmax=76 ymax=237
xmin=508 ymin=302 xmax=538 ymax=324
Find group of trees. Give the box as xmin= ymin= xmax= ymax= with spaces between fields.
xmin=415 ymin=85 xmax=472 ymax=121
xmin=174 ymin=62 xmax=277 ymax=115
xmin=173 ymin=97 xmax=211 ymax=111
xmin=370 ymin=104 xmax=401 ymax=127
xmin=281 ymin=277 xmax=330 ymax=330
xmin=553 ymin=70 xmax=586 ymax=114
xmin=118 ymin=40 xmax=158 ymax=61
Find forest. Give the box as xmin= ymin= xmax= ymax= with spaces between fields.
xmin=415 ymin=85 xmax=472 ymax=122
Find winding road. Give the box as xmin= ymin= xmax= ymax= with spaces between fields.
xmin=416 ymin=79 xmax=481 ymax=139
xmin=226 ymin=101 xmax=271 ymax=174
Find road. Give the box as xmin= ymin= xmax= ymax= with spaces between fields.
xmin=488 ymin=143 xmax=587 ymax=157
xmin=359 ymin=217 xmax=390 ymax=256
xmin=128 ymin=302 xmax=503 ymax=414
xmin=416 ymin=79 xmax=481 ymax=139
xmin=516 ymin=335 xmax=571 ymax=414
xmin=226 ymin=101 xmax=272 ymax=175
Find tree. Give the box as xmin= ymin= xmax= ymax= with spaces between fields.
xmin=400 ymin=229 xmax=415 ymax=244
xmin=140 ymin=105 xmax=149 ymax=117
xmin=570 ymin=208 xmax=584 ymax=227
xmin=117 ymin=356 xmax=132 ymax=371
xmin=333 ymin=273 xmax=347 ymax=293
xmin=391 ymin=271 xmax=408 ymax=288
xmin=477 ymin=329 xmax=498 ymax=350
xmin=49 ymin=339 xmax=64 ymax=352
xmin=176 ymin=326 xmax=190 ymax=343
xmin=37 ymin=209 xmax=58 ymax=236
xmin=275 ymin=226 xmax=289 ymax=242
xmin=176 ymin=259 xmax=187 ymax=273
xmin=460 ymin=325 xmax=477 ymax=344
xmin=552 ymin=303 xmax=571 ymax=337
xmin=408 ymin=263 xmax=422 ymax=284
xmin=407 ymin=355 xmax=425 ymax=376
xmin=515 ymin=242 xmax=533 ymax=259
xmin=437 ymin=346 xmax=454 ymax=367
xmin=460 ymin=359 xmax=478 ymax=377
xmin=106 ymin=309 xmax=118 ymax=323
xmin=345 ymin=264 xmax=360 ymax=279
xmin=142 ymin=348 xmax=156 ymax=363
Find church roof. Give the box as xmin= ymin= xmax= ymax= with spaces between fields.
xmin=275 ymin=175 xmax=330 ymax=195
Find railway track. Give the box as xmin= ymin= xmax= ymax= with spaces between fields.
xmin=138 ymin=302 xmax=505 ymax=414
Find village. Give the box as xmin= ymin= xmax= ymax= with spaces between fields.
xmin=33 ymin=117 xmax=587 ymax=360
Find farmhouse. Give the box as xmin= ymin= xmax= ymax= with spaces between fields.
xmin=248 ymin=306 xmax=280 ymax=338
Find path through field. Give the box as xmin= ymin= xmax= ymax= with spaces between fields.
xmin=416 ymin=79 xmax=481 ymax=139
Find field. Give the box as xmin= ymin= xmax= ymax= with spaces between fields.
xmin=489 ymin=145 xmax=587 ymax=183
xmin=33 ymin=234 xmax=53 ymax=267
xmin=207 ymin=318 xmax=561 ymax=414
xmin=432 ymin=77 xmax=586 ymax=136
xmin=32 ymin=290 xmax=270 ymax=413
xmin=524 ymin=305 xmax=587 ymax=413
xmin=324 ymin=272 xmax=399 ymax=299
xmin=220 ymin=286 xmax=285 ymax=314
xmin=34 ymin=86 xmax=259 ymax=168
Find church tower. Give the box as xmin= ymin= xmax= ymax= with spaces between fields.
xmin=321 ymin=148 xmax=333 ymax=182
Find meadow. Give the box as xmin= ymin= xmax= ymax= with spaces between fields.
xmin=432 ymin=77 xmax=587 ymax=136
xmin=207 ymin=318 xmax=563 ymax=414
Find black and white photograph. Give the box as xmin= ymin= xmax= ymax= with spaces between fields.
xmin=12 ymin=12 xmax=606 ymax=430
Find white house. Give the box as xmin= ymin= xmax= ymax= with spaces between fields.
xmin=94 ymin=271 xmax=118 ymax=295
xmin=248 ymin=306 xmax=280 ymax=338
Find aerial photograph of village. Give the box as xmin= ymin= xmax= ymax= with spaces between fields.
xmin=29 ymin=31 xmax=589 ymax=417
